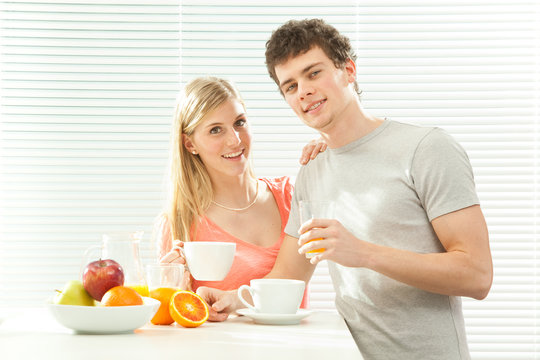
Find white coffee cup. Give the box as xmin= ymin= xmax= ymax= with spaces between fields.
xmin=237 ymin=279 xmax=305 ymax=314
xmin=182 ymin=241 xmax=235 ymax=281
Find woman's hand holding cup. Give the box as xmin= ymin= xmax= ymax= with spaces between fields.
xmin=159 ymin=239 xmax=186 ymax=265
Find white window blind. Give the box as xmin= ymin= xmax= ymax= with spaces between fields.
xmin=1 ymin=1 xmax=539 ymax=359
xmin=0 ymin=0 xmax=180 ymax=303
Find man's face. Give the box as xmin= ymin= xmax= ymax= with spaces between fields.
xmin=274 ymin=46 xmax=356 ymax=133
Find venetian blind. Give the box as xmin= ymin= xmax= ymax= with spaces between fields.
xmin=0 ymin=1 xmax=539 ymax=359
xmin=0 ymin=0 xmax=180 ymax=304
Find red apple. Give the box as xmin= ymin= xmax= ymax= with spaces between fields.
xmin=82 ymin=259 xmax=125 ymax=301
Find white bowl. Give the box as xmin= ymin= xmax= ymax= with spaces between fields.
xmin=47 ymin=297 xmax=160 ymax=334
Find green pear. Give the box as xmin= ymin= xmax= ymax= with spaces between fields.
xmin=54 ymin=280 xmax=95 ymax=306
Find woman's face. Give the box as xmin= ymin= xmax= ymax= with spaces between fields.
xmin=183 ymin=98 xmax=252 ymax=179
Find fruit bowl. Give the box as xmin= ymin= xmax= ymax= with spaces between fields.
xmin=46 ymin=297 xmax=160 ymax=334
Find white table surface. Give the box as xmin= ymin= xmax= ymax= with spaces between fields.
xmin=0 ymin=307 xmax=361 ymax=360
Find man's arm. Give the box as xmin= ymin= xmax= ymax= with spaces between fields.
xmin=300 ymin=204 xmax=493 ymax=299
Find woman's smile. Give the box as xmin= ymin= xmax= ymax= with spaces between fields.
xmin=222 ymin=149 xmax=245 ymax=160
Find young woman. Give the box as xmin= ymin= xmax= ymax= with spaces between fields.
xmin=155 ymin=77 xmax=324 ymax=314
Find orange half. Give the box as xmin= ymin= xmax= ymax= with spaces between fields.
xmin=169 ymin=290 xmax=209 ymax=328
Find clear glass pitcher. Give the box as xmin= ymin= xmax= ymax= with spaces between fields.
xmin=83 ymin=231 xmax=148 ymax=296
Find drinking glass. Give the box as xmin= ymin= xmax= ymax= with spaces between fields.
xmin=146 ymin=263 xmax=183 ymax=325
xmin=299 ymin=200 xmax=335 ymax=258
xmin=146 ymin=263 xmax=184 ymax=292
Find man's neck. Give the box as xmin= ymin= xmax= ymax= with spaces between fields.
xmin=321 ymin=100 xmax=384 ymax=149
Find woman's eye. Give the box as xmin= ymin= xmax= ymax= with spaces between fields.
xmin=235 ymin=119 xmax=246 ymax=127
xmin=210 ymin=126 xmax=221 ymax=134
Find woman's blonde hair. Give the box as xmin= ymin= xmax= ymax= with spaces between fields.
xmin=167 ymin=76 xmax=254 ymax=243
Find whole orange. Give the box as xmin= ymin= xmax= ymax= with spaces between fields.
xmin=169 ymin=290 xmax=209 ymax=328
xmin=101 ymin=285 xmax=144 ymax=306
xmin=149 ymin=287 xmax=177 ymax=325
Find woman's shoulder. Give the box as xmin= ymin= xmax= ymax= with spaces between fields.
xmin=154 ymin=212 xmax=171 ymax=230
xmin=260 ymin=176 xmax=292 ymax=190
xmin=261 ymin=176 xmax=293 ymax=196
xmin=260 ymin=176 xmax=293 ymax=209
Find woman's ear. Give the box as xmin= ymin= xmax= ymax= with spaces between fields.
xmin=182 ymin=134 xmax=197 ymax=155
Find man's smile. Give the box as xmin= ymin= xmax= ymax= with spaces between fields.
xmin=304 ymin=99 xmax=326 ymax=113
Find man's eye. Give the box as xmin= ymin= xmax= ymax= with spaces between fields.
xmin=310 ymin=70 xmax=320 ymax=77
xmin=210 ymin=127 xmax=221 ymax=134
xmin=286 ymin=84 xmax=297 ymax=93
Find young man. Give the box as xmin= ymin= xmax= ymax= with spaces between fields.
xmin=197 ymin=19 xmax=492 ymax=359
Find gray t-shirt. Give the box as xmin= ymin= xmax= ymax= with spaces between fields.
xmin=285 ymin=120 xmax=479 ymax=360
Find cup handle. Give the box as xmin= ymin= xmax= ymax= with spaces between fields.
xmin=177 ymin=247 xmax=190 ymax=273
xmin=237 ymin=285 xmax=257 ymax=312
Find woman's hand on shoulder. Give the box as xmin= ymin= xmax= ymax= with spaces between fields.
xmin=159 ymin=239 xmax=186 ymax=265
xmin=300 ymin=137 xmax=327 ymax=165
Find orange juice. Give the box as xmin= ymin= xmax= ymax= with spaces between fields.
xmin=299 ymin=200 xmax=333 ymax=258
xmin=127 ymin=284 xmax=149 ymax=297
xmin=306 ymin=238 xmax=325 ymax=258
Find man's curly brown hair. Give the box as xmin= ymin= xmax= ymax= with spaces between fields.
xmin=265 ymin=18 xmax=360 ymax=96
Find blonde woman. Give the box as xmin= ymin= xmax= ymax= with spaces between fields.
xmin=155 ymin=77 xmax=324 ymax=318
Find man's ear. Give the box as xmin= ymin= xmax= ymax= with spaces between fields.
xmin=344 ymin=58 xmax=357 ymax=83
xmin=182 ymin=133 xmax=197 ymax=154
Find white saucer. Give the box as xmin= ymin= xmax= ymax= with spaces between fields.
xmin=236 ymin=308 xmax=313 ymax=325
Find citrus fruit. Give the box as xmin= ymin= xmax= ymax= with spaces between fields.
xmin=101 ymin=285 xmax=144 ymax=306
xmin=149 ymin=287 xmax=177 ymax=325
xmin=169 ymin=290 xmax=209 ymax=328
xmin=127 ymin=284 xmax=150 ymax=297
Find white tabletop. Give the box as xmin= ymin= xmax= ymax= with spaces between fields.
xmin=0 ymin=308 xmax=361 ymax=360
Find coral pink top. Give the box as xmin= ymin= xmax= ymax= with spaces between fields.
xmin=156 ymin=176 xmax=308 ymax=308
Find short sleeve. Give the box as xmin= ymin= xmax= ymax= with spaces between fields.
xmin=410 ymin=128 xmax=480 ymax=221
xmin=281 ymin=176 xmax=294 ymax=214
xmin=284 ymin=172 xmax=306 ymax=239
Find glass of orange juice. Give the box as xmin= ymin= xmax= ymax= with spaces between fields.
xmin=146 ymin=263 xmax=184 ymax=325
xmin=299 ymin=200 xmax=335 ymax=258
xmin=146 ymin=263 xmax=184 ymax=291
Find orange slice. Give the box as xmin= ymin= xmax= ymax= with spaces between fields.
xmin=169 ymin=290 xmax=209 ymax=328
xmin=101 ymin=286 xmax=144 ymax=306
xmin=149 ymin=287 xmax=176 ymax=325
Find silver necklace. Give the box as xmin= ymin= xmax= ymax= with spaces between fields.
xmin=212 ymin=180 xmax=259 ymax=211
